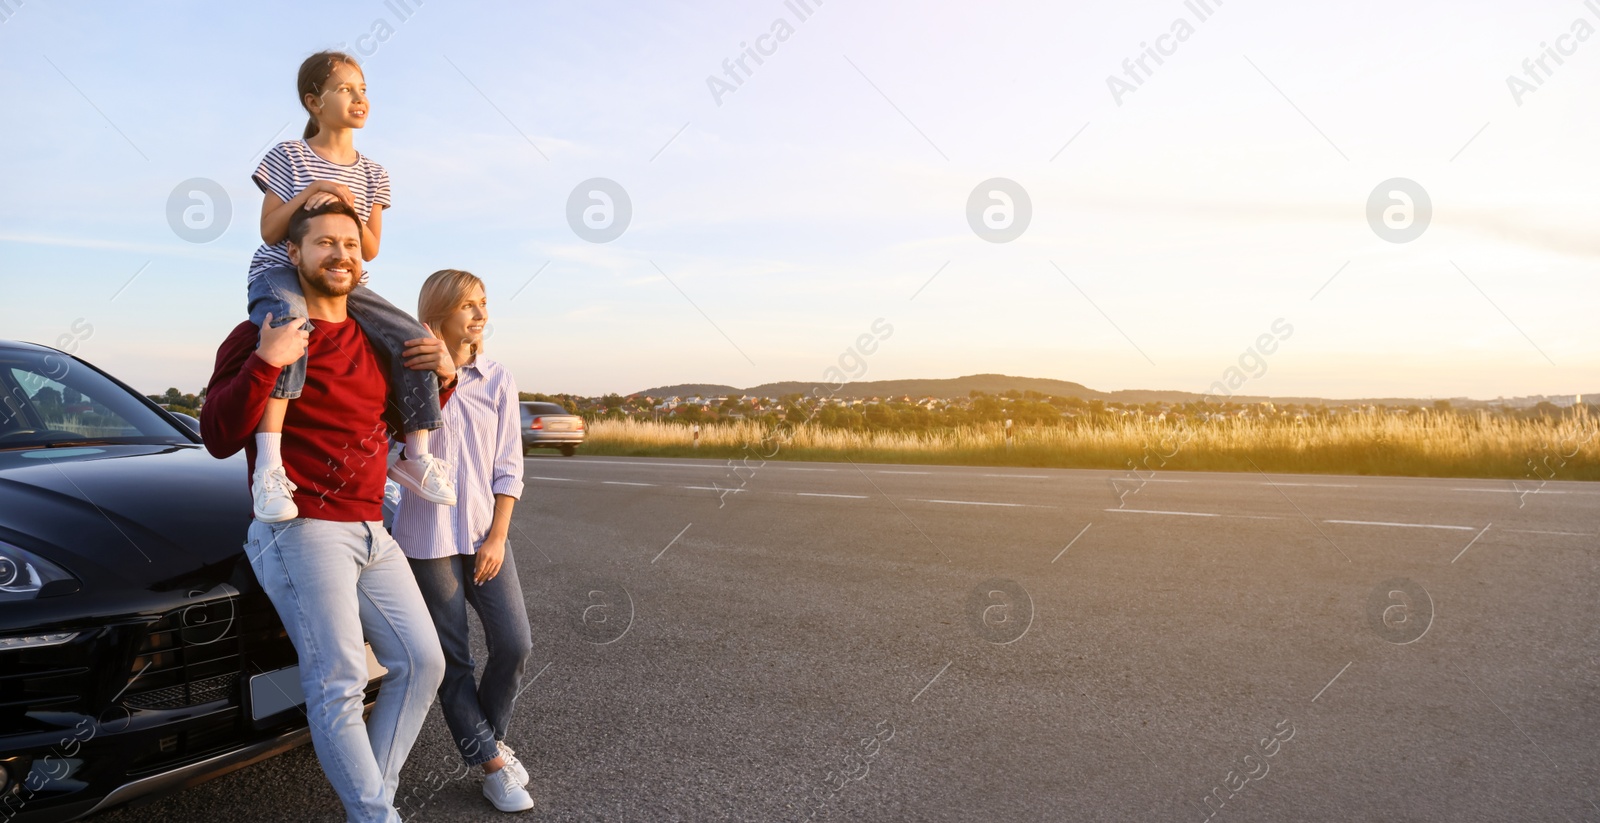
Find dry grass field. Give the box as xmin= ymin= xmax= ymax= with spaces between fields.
xmin=574 ymin=413 xmax=1600 ymax=480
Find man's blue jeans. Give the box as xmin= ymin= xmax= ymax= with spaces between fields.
xmin=246 ymin=518 xmax=446 ymax=823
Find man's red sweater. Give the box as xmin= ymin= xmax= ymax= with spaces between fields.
xmin=200 ymin=316 xmax=454 ymax=522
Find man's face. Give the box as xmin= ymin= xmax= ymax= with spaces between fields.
xmin=287 ymin=214 xmax=363 ymax=298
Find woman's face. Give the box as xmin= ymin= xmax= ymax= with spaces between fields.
xmin=439 ymin=283 xmax=488 ymax=350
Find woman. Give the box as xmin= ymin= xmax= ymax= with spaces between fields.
xmin=392 ymin=268 xmax=535 ymax=813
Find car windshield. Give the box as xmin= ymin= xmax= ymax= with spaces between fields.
xmin=0 ymin=348 xmax=192 ymax=450
xmin=525 ymin=403 xmax=568 ymax=415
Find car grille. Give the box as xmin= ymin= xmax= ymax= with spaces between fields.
xmin=0 ymin=649 xmax=92 ymax=732
xmin=121 ymin=594 xmax=243 ymax=711
xmin=123 ymin=672 xmax=239 ymax=710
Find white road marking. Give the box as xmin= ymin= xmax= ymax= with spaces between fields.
xmin=683 ymin=486 xmax=743 ymax=492
xmin=878 ymin=470 xmax=932 ymax=475
xmin=1266 ymin=482 xmax=1359 ymax=488
xmin=528 ymin=459 xmax=722 ymax=469
xmin=1104 ymin=508 xmax=1281 ymax=520
xmin=796 ymin=492 xmax=868 ymax=499
xmin=1502 ymin=528 xmax=1592 ymax=536
xmin=983 ymin=473 xmax=1051 ymax=479
xmin=603 ymin=481 xmax=655 ymax=487
xmin=526 ymin=475 xmax=582 ymax=482
xmin=781 ymin=467 xmax=839 ymax=472
xmin=1105 ymin=508 xmax=1218 ymax=517
xmin=1324 ymin=519 xmax=1476 ymax=531
xmin=1450 ymin=488 xmax=1578 ymax=495
xmin=917 ymin=498 xmax=1027 ymax=507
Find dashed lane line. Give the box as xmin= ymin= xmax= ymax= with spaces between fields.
xmin=1323 ymin=519 xmax=1476 ymax=531
xmin=1103 ymin=508 xmax=1285 ymax=521
xmin=1105 ymin=508 xmax=1218 ymax=517
xmin=917 ymin=498 xmax=1033 ymax=508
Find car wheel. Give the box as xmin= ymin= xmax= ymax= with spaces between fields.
xmin=560 ymin=445 xmax=577 ymax=457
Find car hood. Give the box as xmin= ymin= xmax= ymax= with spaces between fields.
xmin=0 ymin=444 xmax=252 ymax=588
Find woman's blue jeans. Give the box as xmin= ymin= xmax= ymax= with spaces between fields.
xmin=407 ymin=546 xmax=534 ymax=766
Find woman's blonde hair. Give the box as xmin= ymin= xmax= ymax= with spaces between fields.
xmin=418 ymin=268 xmax=487 ymax=357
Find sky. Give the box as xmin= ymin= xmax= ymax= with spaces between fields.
xmin=1 ymin=0 xmax=1596 ymax=400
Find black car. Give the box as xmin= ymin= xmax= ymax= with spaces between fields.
xmin=0 ymin=340 xmax=382 ymax=822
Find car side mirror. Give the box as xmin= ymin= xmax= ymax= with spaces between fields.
xmin=170 ymin=412 xmax=201 ymax=437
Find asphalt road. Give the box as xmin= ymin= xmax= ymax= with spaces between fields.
xmin=100 ymin=456 xmax=1600 ymax=822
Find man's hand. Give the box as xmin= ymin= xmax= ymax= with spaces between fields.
xmin=403 ymin=323 xmax=456 ymax=386
xmin=256 ymin=312 xmax=309 ymax=368
xmin=474 ymin=536 xmax=506 ymax=585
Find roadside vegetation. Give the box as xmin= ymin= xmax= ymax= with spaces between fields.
xmin=569 ymin=395 xmax=1599 ymax=481
xmin=139 ymin=385 xmax=1597 ymax=480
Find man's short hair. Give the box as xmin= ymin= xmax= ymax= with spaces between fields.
xmin=287 ymin=200 xmax=363 ymax=247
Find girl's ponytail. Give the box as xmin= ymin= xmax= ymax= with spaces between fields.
xmin=297 ymin=50 xmax=360 ymax=141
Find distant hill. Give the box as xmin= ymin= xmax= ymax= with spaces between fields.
xmin=752 ymin=374 xmax=1104 ymax=400
xmin=629 ymin=383 xmax=745 ymax=398
xmin=630 ymin=374 xmax=1597 ymax=408
xmin=633 ymin=374 xmax=1100 ymax=401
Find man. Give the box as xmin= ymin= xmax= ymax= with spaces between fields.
xmin=201 ymin=200 xmax=450 ymax=822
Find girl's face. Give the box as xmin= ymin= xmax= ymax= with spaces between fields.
xmin=307 ymin=63 xmax=368 ymax=131
xmin=439 ymin=284 xmax=488 ymax=351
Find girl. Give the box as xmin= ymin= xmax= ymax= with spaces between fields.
xmin=245 ymin=50 xmax=456 ymax=522
xmin=392 ymin=269 xmax=535 ymax=813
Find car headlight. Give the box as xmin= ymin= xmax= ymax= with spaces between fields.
xmin=0 ymin=541 xmax=77 ymax=601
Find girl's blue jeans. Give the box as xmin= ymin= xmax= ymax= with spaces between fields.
xmin=246 ymin=265 xmax=443 ymax=432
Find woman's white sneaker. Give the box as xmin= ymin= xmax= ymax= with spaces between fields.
xmin=498 ymin=741 xmax=529 ymax=787
xmin=482 ymin=765 xmax=534 ymax=812
xmin=387 ymin=452 xmax=457 ymax=506
xmin=252 ymin=464 xmax=299 ymax=523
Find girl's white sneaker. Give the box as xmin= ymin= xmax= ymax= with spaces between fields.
xmin=482 ymin=765 xmax=534 ymax=812
xmin=252 ymin=464 xmax=298 ymax=523
xmin=387 ymin=451 xmax=457 ymax=506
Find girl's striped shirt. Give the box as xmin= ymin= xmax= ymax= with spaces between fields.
xmin=247 ymin=139 xmax=392 ymax=280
